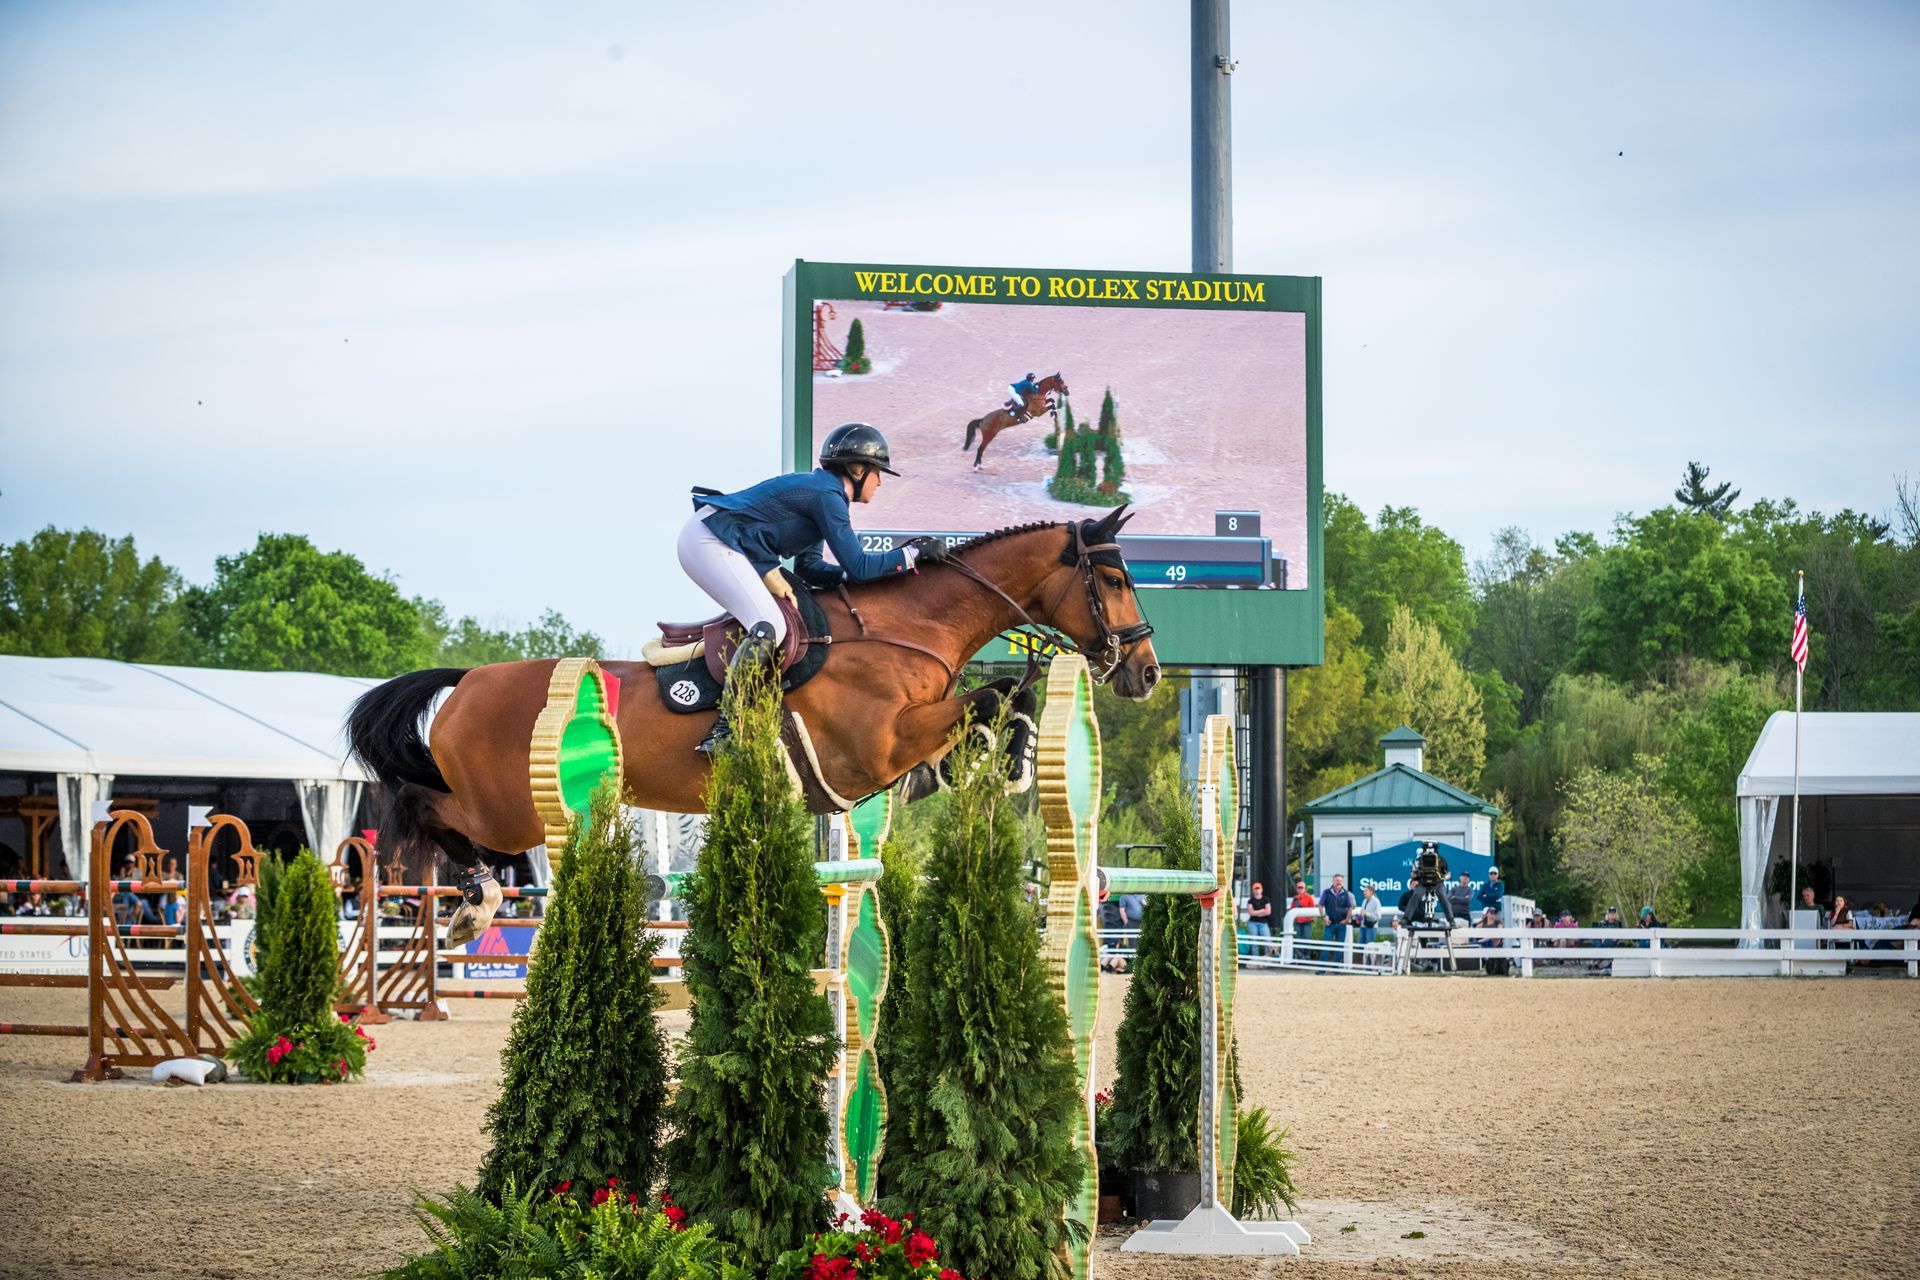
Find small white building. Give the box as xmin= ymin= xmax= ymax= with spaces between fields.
xmin=1303 ymin=726 xmax=1500 ymax=889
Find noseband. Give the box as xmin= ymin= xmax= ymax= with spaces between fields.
xmin=942 ymin=522 xmax=1155 ymax=681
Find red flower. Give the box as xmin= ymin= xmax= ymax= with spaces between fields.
xmin=338 ymin=1011 xmax=352 ymax=1023
xmin=554 ymin=1180 xmax=573 ymax=1195
xmin=663 ymin=1203 xmax=688 ymax=1229
xmin=905 ymin=1230 xmax=939 ymax=1266
xmin=591 ymin=1187 xmax=610 ymax=1207
xmin=938 ymin=1270 xmax=963 ymax=1280
xmin=336 ymin=1058 xmax=348 ymax=1077
xmin=605 ymin=1176 xmax=619 ymax=1188
xmin=627 ymin=1191 xmax=638 ymax=1207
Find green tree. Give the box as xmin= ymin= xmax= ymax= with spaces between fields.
xmin=1674 ymin=461 xmax=1740 ymax=518
xmin=1101 ymin=436 xmax=1126 ymax=493
xmin=418 ymin=604 xmax=606 ymax=667
xmin=1556 ymin=755 xmax=1707 ymax=922
xmin=1322 ymin=494 xmax=1474 ymax=652
xmin=1287 ymin=599 xmax=1390 ymax=812
xmin=1482 ymin=674 xmax=1666 ymax=901
xmin=881 ymin=715 xmax=1084 ymax=1280
xmin=1377 ymin=605 xmax=1486 ymax=789
xmin=1572 ymin=508 xmax=1777 ymax=684
xmin=1103 ymin=760 xmax=1201 ymax=1172
xmin=1468 ymin=527 xmax=1596 ymax=724
xmin=478 ymin=788 xmax=669 ymax=1203
xmin=1098 ymin=386 xmax=1120 ymax=438
xmin=667 ymin=658 xmax=835 ymax=1267
xmin=840 ymin=318 xmax=870 ymax=374
xmin=185 ymin=533 xmax=427 ymax=675
xmin=1656 ymin=664 xmax=1782 ymax=924
xmin=0 ymin=527 xmax=196 ymax=662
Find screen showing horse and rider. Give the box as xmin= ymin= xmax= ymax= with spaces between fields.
xmin=804 ymin=288 xmax=1310 ymax=590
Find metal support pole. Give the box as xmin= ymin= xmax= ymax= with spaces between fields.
xmin=1191 ymin=0 xmax=1233 ymax=273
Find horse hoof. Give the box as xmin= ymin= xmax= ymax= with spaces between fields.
xmin=444 ymin=881 xmax=503 ymax=948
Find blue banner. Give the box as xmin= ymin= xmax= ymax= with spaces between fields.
xmin=462 ymin=923 xmax=539 ymax=979
xmin=1350 ymin=841 xmax=1494 ymax=901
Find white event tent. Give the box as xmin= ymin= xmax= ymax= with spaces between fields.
xmin=1736 ymin=711 xmax=1920 ymax=928
xmin=0 ymin=655 xmax=377 ymax=876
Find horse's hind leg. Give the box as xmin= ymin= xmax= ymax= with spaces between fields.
xmin=397 ymin=783 xmax=507 ymax=947
xmin=974 ymin=424 xmax=993 ymax=470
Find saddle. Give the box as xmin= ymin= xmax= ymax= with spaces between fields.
xmin=645 ymin=568 xmax=832 ymax=714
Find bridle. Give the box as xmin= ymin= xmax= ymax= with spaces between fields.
xmin=940 ymin=521 xmax=1155 ymax=682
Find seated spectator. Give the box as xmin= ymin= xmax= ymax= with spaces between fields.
xmin=1477 ymin=866 xmax=1506 ymax=914
xmin=1798 ymin=885 xmax=1824 ymax=919
xmin=1906 ymin=895 xmax=1920 ymax=927
xmin=1594 ymin=905 xmax=1624 ymax=947
xmin=1447 ymin=872 xmax=1473 ymax=923
xmin=1477 ymin=907 xmax=1510 ymax=975
xmin=16 ymin=891 xmax=51 ymax=917
xmin=1637 ymin=905 xmax=1665 ymax=930
xmin=1552 ymin=908 xmax=1578 ymax=948
xmin=1828 ymin=895 xmax=1855 ymax=946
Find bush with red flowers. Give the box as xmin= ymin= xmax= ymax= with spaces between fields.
xmin=766 ymin=1208 xmax=960 ymax=1280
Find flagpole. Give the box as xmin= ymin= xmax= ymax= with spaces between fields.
xmin=1789 ymin=569 xmax=1804 ymax=919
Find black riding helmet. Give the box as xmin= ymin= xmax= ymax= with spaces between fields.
xmin=819 ymin=422 xmax=901 ymax=477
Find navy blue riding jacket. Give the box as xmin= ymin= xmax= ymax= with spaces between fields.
xmin=694 ymin=469 xmax=911 ymax=586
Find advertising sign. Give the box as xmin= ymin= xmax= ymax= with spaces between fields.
xmin=783 ymin=261 xmax=1324 ymax=667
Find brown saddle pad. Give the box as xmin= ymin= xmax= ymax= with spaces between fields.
xmin=656 ymin=585 xmax=812 ymax=684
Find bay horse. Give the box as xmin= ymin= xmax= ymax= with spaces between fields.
xmin=962 ymin=372 xmax=1068 ymax=470
xmin=347 ymin=506 xmax=1159 ymax=943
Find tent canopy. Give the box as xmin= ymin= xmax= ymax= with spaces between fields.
xmin=0 ymin=655 xmax=377 ymax=781
xmin=1737 ymin=712 xmax=1920 ymax=798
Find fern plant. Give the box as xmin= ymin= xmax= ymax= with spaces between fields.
xmin=380 ymin=1180 xmax=747 ymax=1280
xmin=1230 ymin=1106 xmax=1301 ymax=1221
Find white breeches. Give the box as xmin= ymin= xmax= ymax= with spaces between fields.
xmin=676 ymin=509 xmax=788 ymax=643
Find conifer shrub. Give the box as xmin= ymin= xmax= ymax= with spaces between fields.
xmin=230 ymin=849 xmax=369 ymax=1083
xmin=840 ymin=318 xmax=871 ymax=374
xmin=881 ymin=711 xmax=1085 ymax=1280
xmin=1098 ymin=386 xmax=1120 ymax=438
xmin=1102 ymin=761 xmax=1201 ymax=1172
xmin=477 ymin=787 xmax=669 ymax=1203
xmin=666 ymin=656 xmax=836 ymax=1268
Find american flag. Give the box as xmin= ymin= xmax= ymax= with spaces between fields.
xmin=1791 ymin=582 xmax=1809 ymax=673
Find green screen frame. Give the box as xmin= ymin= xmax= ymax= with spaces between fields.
xmin=782 ymin=259 xmax=1323 ymax=668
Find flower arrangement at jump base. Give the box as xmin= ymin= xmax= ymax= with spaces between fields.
xmin=227 ymin=848 xmax=370 ymax=1083
xmin=766 ymin=1208 xmax=960 ymax=1280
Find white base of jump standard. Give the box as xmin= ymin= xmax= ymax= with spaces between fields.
xmin=1121 ymin=1203 xmax=1310 ymax=1256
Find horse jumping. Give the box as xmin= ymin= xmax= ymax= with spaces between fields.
xmin=347 ymin=507 xmax=1159 ymax=945
xmin=962 ymin=372 xmax=1068 ymax=470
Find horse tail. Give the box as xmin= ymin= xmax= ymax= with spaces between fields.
xmin=346 ymin=667 xmax=467 ymax=794
xmin=964 ymin=418 xmax=981 ymax=451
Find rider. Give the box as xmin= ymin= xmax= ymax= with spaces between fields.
xmin=677 ymin=421 xmax=948 ymax=755
xmin=1004 ymin=371 xmax=1040 ymax=421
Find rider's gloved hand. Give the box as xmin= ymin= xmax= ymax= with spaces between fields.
xmin=905 ymin=537 xmax=952 ymax=565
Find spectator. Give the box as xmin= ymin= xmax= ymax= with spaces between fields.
xmin=1477 ymin=867 xmax=1506 ymax=914
xmin=1594 ymin=905 xmax=1624 ymax=947
xmin=1100 ymin=891 xmax=1124 ymax=933
xmin=1828 ymin=895 xmax=1855 ymax=931
xmin=1636 ymin=906 xmax=1665 ymax=947
xmin=159 ymin=856 xmax=184 ymax=927
xmin=15 ymin=891 xmax=51 ymax=917
xmin=1477 ymin=906 xmax=1510 ymax=975
xmin=1319 ymin=874 xmax=1355 ymax=949
xmin=1553 ymin=908 xmax=1578 ymax=950
xmin=1243 ymin=881 xmax=1273 ymax=956
xmin=1447 ymin=872 xmax=1473 ymax=923
xmin=1905 ymin=894 xmax=1920 ymax=926
xmin=1121 ymin=892 xmax=1148 ymax=934
xmin=1290 ymin=880 xmax=1317 ymax=941
xmin=1354 ymin=885 xmax=1382 ymax=946
xmin=1798 ymin=884 xmax=1823 ymax=919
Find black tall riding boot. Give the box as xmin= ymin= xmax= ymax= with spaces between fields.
xmin=695 ymin=621 xmax=777 ymax=756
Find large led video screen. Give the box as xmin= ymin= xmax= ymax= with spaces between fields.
xmin=783 ymin=262 xmax=1325 ymax=665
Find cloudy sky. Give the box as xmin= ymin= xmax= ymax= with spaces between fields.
xmin=2 ymin=1 xmax=1915 ymax=654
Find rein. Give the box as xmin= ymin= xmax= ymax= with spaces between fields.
xmin=807 ymin=521 xmax=1153 ymax=687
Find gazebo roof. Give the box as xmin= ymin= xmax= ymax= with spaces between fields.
xmin=1301 ymin=762 xmax=1500 ymax=817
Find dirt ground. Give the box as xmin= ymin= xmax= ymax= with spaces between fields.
xmin=811 ymin=300 xmax=1312 ymax=587
xmin=2 ymin=973 xmax=1916 ymax=1280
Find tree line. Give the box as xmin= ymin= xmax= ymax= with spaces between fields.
xmin=1092 ymin=466 xmax=1920 ymax=926
xmin=0 ymin=527 xmax=603 ymax=675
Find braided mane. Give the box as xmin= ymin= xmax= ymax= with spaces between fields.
xmin=948 ymin=520 xmax=1064 ymax=556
